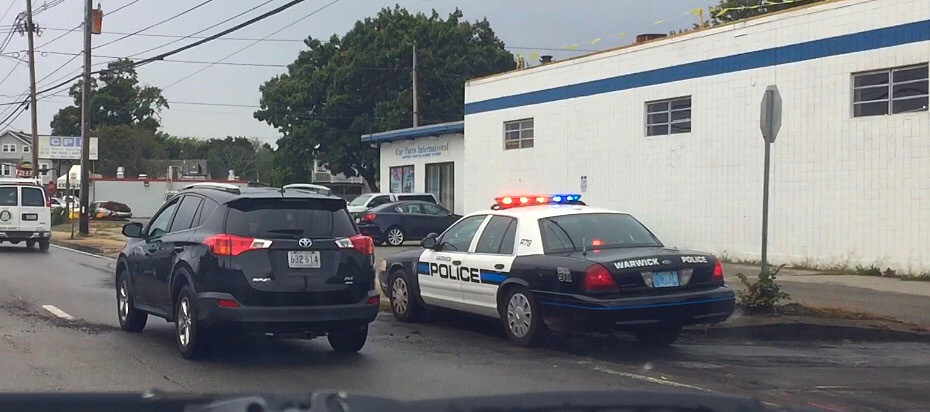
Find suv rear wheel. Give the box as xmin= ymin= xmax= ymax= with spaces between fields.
xmin=175 ymin=285 xmax=211 ymax=359
xmin=328 ymin=325 xmax=368 ymax=353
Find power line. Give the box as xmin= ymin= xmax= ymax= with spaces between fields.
xmin=162 ymin=0 xmax=344 ymax=89
xmin=127 ymin=0 xmax=274 ymax=58
xmin=33 ymin=0 xmax=312 ymax=97
xmin=108 ymin=0 xmax=144 ymax=15
xmin=93 ymin=0 xmax=215 ymax=50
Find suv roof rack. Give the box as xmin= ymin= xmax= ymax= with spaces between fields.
xmin=180 ymin=182 xmax=241 ymax=194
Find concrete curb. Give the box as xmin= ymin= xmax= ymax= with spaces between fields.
xmin=50 ymin=238 xmax=114 ymax=257
xmin=687 ymin=321 xmax=930 ymax=342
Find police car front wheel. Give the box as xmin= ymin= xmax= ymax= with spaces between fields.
xmin=502 ymin=286 xmax=546 ymax=347
xmin=389 ymin=270 xmax=423 ymax=322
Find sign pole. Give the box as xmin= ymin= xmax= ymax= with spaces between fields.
xmin=759 ymin=85 xmax=782 ymax=274
xmin=760 ymin=140 xmax=771 ymax=274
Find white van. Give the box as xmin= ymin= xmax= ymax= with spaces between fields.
xmin=283 ymin=183 xmax=333 ymax=196
xmin=0 ymin=178 xmax=52 ymax=251
xmin=346 ymin=192 xmax=439 ymax=214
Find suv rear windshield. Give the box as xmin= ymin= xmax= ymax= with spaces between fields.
xmin=539 ymin=213 xmax=662 ymax=253
xmin=226 ymin=198 xmax=356 ymax=239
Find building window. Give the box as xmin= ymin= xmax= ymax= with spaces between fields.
xmin=1 ymin=164 xmax=11 ymax=176
xmin=646 ymin=97 xmax=691 ymax=136
xmin=389 ymin=165 xmax=414 ymax=193
xmin=504 ymin=118 xmax=534 ymax=150
xmin=22 ymin=145 xmax=29 ymax=153
xmin=853 ymin=64 xmax=928 ymax=117
xmin=1 ymin=144 xmax=15 ymax=152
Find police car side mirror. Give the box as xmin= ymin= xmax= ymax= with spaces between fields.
xmin=122 ymin=222 xmax=143 ymax=238
xmin=421 ymin=233 xmax=439 ymax=249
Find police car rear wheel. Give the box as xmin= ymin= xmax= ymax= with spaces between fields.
xmin=385 ymin=227 xmax=405 ymax=246
xmin=503 ymin=287 xmax=546 ymax=347
xmin=389 ymin=270 xmax=422 ymax=322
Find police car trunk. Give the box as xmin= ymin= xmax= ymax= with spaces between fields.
xmin=0 ymin=179 xmax=52 ymax=243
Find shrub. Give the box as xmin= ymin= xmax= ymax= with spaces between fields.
xmin=51 ymin=207 xmax=68 ymax=226
xmin=735 ymin=265 xmax=790 ymax=314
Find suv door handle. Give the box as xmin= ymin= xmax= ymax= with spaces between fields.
xmin=452 ymin=260 xmax=462 ymax=265
xmin=494 ymin=264 xmax=505 ymax=270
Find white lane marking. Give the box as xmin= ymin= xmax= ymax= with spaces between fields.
xmin=41 ymin=304 xmax=75 ymax=320
xmin=593 ymin=365 xmax=717 ymax=393
xmin=50 ymin=244 xmax=117 ymax=261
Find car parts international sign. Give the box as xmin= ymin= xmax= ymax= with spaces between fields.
xmin=37 ymin=136 xmax=98 ymax=160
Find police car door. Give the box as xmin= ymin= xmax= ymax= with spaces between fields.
xmin=458 ymin=215 xmax=518 ymax=317
xmin=417 ymin=214 xmax=487 ymax=310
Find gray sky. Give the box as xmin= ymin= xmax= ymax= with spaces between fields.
xmin=1 ymin=0 xmax=706 ymax=144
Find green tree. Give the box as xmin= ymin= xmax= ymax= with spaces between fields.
xmin=255 ymin=7 xmax=514 ymax=190
xmin=206 ymin=137 xmax=256 ymax=180
xmin=50 ymin=59 xmax=169 ymax=135
xmin=710 ymin=0 xmax=817 ymax=24
xmin=95 ymin=125 xmax=166 ymax=177
xmin=252 ymin=139 xmax=276 ymax=183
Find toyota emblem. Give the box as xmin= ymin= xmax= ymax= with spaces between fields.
xmin=661 ymin=259 xmax=672 ymax=265
xmin=298 ymin=238 xmax=313 ymax=248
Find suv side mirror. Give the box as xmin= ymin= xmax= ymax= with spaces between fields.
xmin=421 ymin=233 xmax=440 ymax=250
xmin=122 ymin=222 xmax=144 ymax=238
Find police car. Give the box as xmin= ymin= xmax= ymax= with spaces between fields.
xmin=377 ymin=194 xmax=735 ymax=347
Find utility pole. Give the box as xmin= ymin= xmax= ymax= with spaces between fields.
xmin=79 ymin=0 xmax=92 ymax=235
xmin=24 ymin=1 xmax=39 ymax=179
xmin=411 ymin=43 xmax=418 ymax=127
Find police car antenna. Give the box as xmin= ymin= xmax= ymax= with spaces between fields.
xmin=582 ymin=237 xmax=587 ymax=257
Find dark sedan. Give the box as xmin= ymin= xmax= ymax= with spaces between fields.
xmin=356 ymin=201 xmax=461 ymax=246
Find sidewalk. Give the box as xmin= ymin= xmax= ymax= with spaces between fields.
xmin=723 ymin=263 xmax=930 ymax=326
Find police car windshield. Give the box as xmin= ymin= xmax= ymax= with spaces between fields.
xmin=226 ymin=198 xmax=356 ymax=239
xmin=349 ymin=194 xmax=373 ymax=206
xmin=539 ymin=213 xmax=662 ymax=253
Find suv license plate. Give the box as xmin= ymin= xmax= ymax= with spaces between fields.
xmin=653 ymin=271 xmax=679 ymax=288
xmin=287 ymin=251 xmax=321 ymax=268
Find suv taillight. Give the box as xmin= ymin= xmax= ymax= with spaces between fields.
xmin=336 ymin=234 xmax=374 ymax=256
xmin=582 ymin=263 xmax=620 ymax=293
xmin=203 ymin=234 xmax=272 ymax=256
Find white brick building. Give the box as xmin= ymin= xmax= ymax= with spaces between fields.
xmin=462 ymin=0 xmax=930 ymax=272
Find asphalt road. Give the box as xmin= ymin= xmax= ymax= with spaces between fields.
xmin=0 ymin=243 xmax=928 ymax=411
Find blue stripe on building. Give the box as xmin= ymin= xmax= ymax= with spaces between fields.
xmin=480 ymin=272 xmax=506 ymax=284
xmin=464 ymin=19 xmax=930 ymax=115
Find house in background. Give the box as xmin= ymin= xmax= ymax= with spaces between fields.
xmin=0 ymin=130 xmax=57 ymax=184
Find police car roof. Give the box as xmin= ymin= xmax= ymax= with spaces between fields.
xmin=477 ymin=204 xmax=628 ymax=220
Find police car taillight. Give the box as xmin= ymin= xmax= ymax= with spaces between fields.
xmin=712 ymin=259 xmax=724 ymax=281
xmin=582 ymin=263 xmax=619 ymax=292
xmin=494 ymin=194 xmax=581 ymax=209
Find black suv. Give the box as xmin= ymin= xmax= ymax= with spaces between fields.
xmin=116 ymin=184 xmax=379 ymax=359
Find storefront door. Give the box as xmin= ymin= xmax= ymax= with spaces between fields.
xmin=426 ymin=162 xmax=454 ymax=212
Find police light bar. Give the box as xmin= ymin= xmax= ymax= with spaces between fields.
xmin=494 ymin=194 xmax=582 ymax=209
